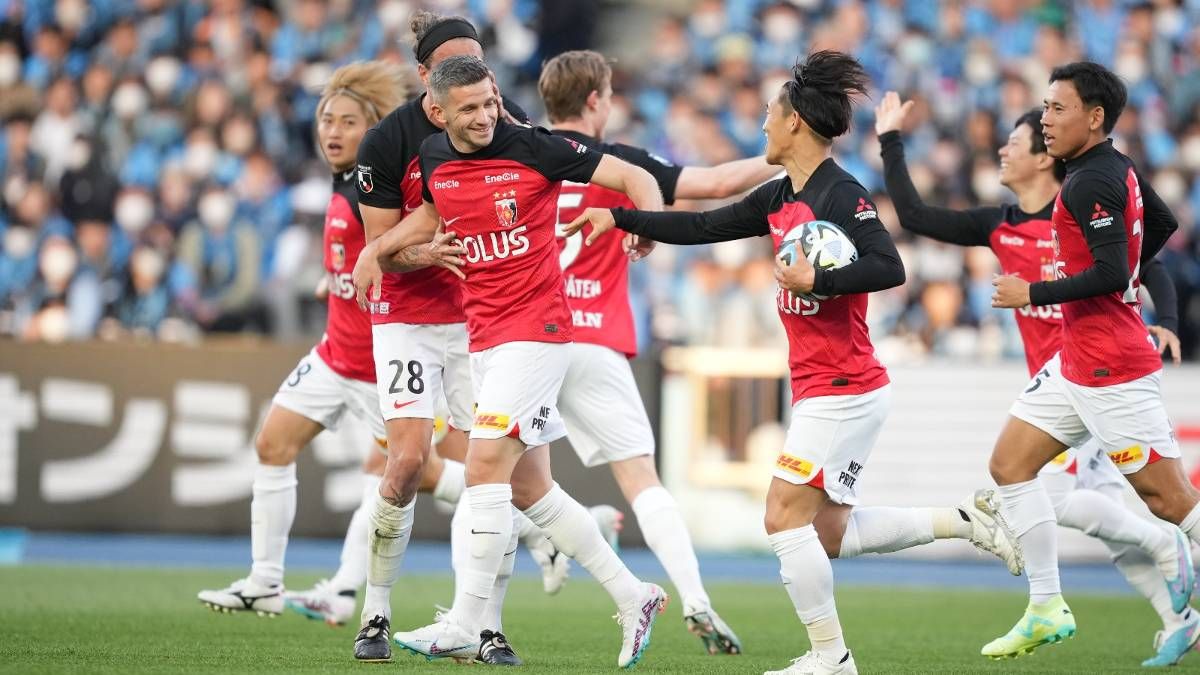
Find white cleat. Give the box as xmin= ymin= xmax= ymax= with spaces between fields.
xmin=960 ymin=489 xmax=1024 ymax=576
xmin=527 ymin=536 xmax=571 ymax=595
xmin=197 ymin=577 xmax=284 ymax=616
xmin=765 ymin=650 xmax=858 ymax=674
xmin=283 ymin=578 xmax=356 ymax=626
xmin=590 ymin=504 xmax=625 ymax=551
xmin=392 ymin=617 xmax=480 ymax=662
xmin=616 ymin=583 xmax=668 ymax=669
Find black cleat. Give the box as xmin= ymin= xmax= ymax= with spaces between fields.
xmin=477 ymin=629 xmax=523 ymax=666
xmin=354 ymin=615 xmax=392 ymax=662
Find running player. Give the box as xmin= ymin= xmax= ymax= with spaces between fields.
xmin=357 ymin=54 xmax=669 ymax=669
xmin=985 ymin=61 xmax=1198 ymax=660
xmin=538 ymin=48 xmax=786 ymax=654
xmin=876 ymin=93 xmax=1194 ymax=666
xmin=566 ymin=50 xmax=1019 ymax=675
xmin=196 ymin=61 xmax=465 ymax=625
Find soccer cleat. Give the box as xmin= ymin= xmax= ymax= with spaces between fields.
xmin=615 ymin=583 xmax=669 ymax=668
xmin=590 ymin=504 xmax=625 ymax=551
xmin=981 ymin=595 xmax=1076 ymax=658
xmin=197 ymin=577 xmax=284 ymax=616
xmin=960 ymin=489 xmax=1024 ymax=576
xmin=392 ymin=617 xmax=480 ymax=662
xmin=1142 ymin=609 xmax=1200 ymax=667
xmin=526 ymin=536 xmax=571 ymax=595
xmin=764 ymin=650 xmax=857 ymax=674
xmin=283 ymin=578 xmax=356 ymax=626
xmin=684 ymin=607 xmax=742 ymax=655
xmin=354 ymin=615 xmax=392 ymax=662
xmin=477 ymin=629 xmax=523 ymax=666
xmin=1162 ymin=526 xmax=1195 ymax=614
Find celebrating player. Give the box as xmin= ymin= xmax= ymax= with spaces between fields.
xmin=876 ymin=93 xmax=1194 ymax=666
xmin=566 ymin=50 xmax=1016 ymax=675
xmin=538 ymin=48 xmax=787 ymax=655
xmin=196 ymin=61 xmax=463 ymax=625
xmin=356 ymin=54 xmax=669 ymax=669
xmin=984 ymin=61 xmax=1198 ymax=659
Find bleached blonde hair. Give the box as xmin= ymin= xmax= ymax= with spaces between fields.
xmin=316 ymin=60 xmax=408 ymax=128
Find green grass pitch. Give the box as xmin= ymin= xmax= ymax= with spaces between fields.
xmin=0 ymin=564 xmax=1194 ymax=674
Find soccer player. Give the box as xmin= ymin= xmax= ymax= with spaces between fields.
xmin=356 ymin=54 xmax=669 ymax=669
xmin=985 ymin=61 xmax=1198 ymax=659
xmin=538 ymin=48 xmax=786 ymax=654
xmin=196 ymin=62 xmax=465 ymax=625
xmin=567 ymin=50 xmax=1017 ymax=675
xmin=876 ymin=93 xmax=1195 ymax=666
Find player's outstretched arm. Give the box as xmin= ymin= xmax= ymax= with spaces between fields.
xmin=589 ymin=154 xmax=664 ymax=212
xmin=353 ymin=202 xmax=456 ymax=308
xmin=674 ymin=156 xmax=781 ymax=200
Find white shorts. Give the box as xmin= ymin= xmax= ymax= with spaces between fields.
xmin=1037 ymin=439 xmax=1125 ymax=490
xmin=372 ymin=322 xmax=473 ymax=429
xmin=558 ymin=343 xmax=655 ymax=468
xmin=470 ymin=341 xmax=569 ymax=448
xmin=272 ymin=347 xmax=386 ymax=440
xmin=773 ymin=385 xmax=891 ymax=505
xmin=1012 ymin=354 xmax=1179 ymax=475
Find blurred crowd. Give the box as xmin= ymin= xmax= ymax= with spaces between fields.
xmin=1 ymin=1 xmax=1199 ymax=363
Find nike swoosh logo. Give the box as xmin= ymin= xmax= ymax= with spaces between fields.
xmin=393 ymin=399 xmax=418 ymax=409
xmin=470 ymin=529 xmax=501 ymax=535
xmin=403 ymin=203 xmax=420 ymax=213
xmin=442 ymin=215 xmax=463 ymax=227
xmin=343 ymin=170 xmax=354 ymax=181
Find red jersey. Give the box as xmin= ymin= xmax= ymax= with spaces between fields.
xmin=1040 ymin=141 xmax=1162 ymax=386
xmin=988 ymin=212 xmax=1063 ymax=374
xmin=419 ymin=124 xmax=603 ymax=352
xmin=316 ymin=169 xmax=375 ymax=382
xmin=551 ymin=130 xmax=683 ymax=357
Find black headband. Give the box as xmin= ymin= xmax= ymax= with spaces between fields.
xmin=416 ymin=19 xmax=480 ymax=64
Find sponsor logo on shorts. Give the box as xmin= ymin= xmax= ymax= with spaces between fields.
xmin=1108 ymin=444 xmax=1144 ymax=467
xmin=530 ymin=406 xmax=550 ymax=431
xmin=392 ymin=399 xmax=418 ymax=410
xmin=776 ymin=453 xmax=814 ymax=478
xmin=837 ymin=460 xmax=863 ymax=489
xmin=1050 ymin=451 xmax=1070 ymax=465
xmin=474 ymin=412 xmax=511 ymax=431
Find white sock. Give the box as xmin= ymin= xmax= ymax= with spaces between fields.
xmin=328 ymin=472 xmax=380 ymax=593
xmin=433 ymin=460 xmax=466 ymax=506
xmin=632 ymin=486 xmax=710 ymax=613
xmin=769 ymin=525 xmax=846 ymax=663
xmin=1178 ymin=501 xmax=1200 ymax=547
xmin=1052 ymin=486 xmax=1178 ymax=581
xmin=450 ymin=496 xmax=471 ymax=599
xmin=481 ymin=507 xmax=521 ymax=633
xmin=249 ymin=462 xmax=297 ymax=588
xmin=514 ymin=509 xmax=542 ymax=542
xmin=360 ymin=493 xmax=414 ymax=623
xmin=837 ymin=507 xmax=950 ymax=558
xmin=523 ymin=482 xmax=641 ymax=609
xmin=998 ymin=478 xmax=1060 ymax=603
xmin=1109 ymin=541 xmax=1186 ymax=632
xmin=448 ymin=484 xmax=513 ymax=635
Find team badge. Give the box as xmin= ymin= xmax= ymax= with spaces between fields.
xmin=331 ymin=241 xmax=346 ymax=270
xmin=357 ymin=165 xmax=373 ymax=193
xmin=494 ymin=189 xmax=517 ymax=228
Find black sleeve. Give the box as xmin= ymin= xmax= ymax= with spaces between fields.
xmin=356 ymin=127 xmax=405 ymax=209
xmin=1028 ymin=171 xmax=1129 ymax=306
xmin=419 ymin=152 xmax=433 ymax=204
xmin=1139 ymin=256 xmax=1178 ymax=333
xmin=503 ymin=97 xmax=532 ymax=124
xmin=612 ymin=180 xmax=775 ymax=244
xmin=812 ymin=182 xmax=906 ymax=296
xmin=609 ymin=143 xmax=684 ymax=206
xmin=1137 ymin=170 xmax=1179 ymax=263
xmin=878 ymin=131 xmax=1000 ymax=246
xmin=526 ymin=127 xmax=604 ymax=184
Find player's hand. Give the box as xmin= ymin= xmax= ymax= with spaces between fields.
xmin=424 ymin=227 xmax=466 ymax=279
xmin=991 ymin=274 xmax=1031 ymax=309
xmin=1148 ymin=325 xmax=1182 ymax=365
xmin=314 ymin=274 xmax=329 ymax=300
xmin=352 ymin=240 xmax=383 ymax=311
xmin=623 ymin=233 xmax=655 ymax=261
xmin=489 ymin=70 xmax=519 ymax=125
xmin=563 ymin=207 xmax=617 ymax=245
xmin=775 ymin=249 xmax=816 ymax=294
xmin=874 ymin=91 xmax=914 ymax=136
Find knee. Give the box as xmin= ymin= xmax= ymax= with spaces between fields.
xmin=510 ymin=482 xmax=543 ymax=511
xmin=255 ymin=431 xmax=299 ymax=466
xmin=381 ymin=453 xmax=426 ymax=504
xmin=989 ymin=452 xmax=1029 ymax=486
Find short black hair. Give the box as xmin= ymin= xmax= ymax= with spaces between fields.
xmin=779 ymin=50 xmax=869 ymax=142
xmin=1048 ymin=61 xmax=1126 ymax=134
xmin=428 ymin=55 xmax=490 ymax=104
xmin=1014 ymin=109 xmax=1066 ymax=181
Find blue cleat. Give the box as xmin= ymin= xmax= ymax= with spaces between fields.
xmin=1143 ymin=610 xmax=1200 ymax=667
xmin=1163 ymin=527 xmax=1195 ymax=614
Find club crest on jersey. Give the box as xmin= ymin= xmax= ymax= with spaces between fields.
xmin=853 ymin=197 xmax=878 ymax=221
xmin=357 ymin=165 xmax=373 ymax=193
xmin=331 ymin=242 xmax=346 ymax=270
xmin=494 ymin=189 xmax=518 ymax=228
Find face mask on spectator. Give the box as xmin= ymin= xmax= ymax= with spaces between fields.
xmin=199 ymin=191 xmax=235 ymax=232
xmin=1180 ymin=135 xmax=1200 ymax=172
xmin=377 ymin=0 xmax=410 ymax=33
xmin=112 ymin=82 xmax=148 ymax=120
xmin=146 ymin=57 xmax=182 ymax=99
xmin=763 ymin=15 xmax=801 ymax=43
xmin=184 ymin=141 xmax=218 ymax=178
xmin=4 ymin=174 xmax=27 ymax=210
xmin=131 ymin=247 xmax=166 ymax=289
xmin=1115 ymin=54 xmax=1147 ymax=83
xmin=37 ymin=305 xmax=70 ymax=343
xmin=56 ymin=0 xmax=88 ymax=32
xmin=964 ymin=51 xmax=997 ymax=86
xmin=972 ymin=165 xmax=1004 ymax=202
xmin=40 ymin=243 xmax=78 ymax=286
xmin=690 ymin=10 xmax=723 ymax=39
xmin=0 ymin=52 xmax=19 ymax=87
xmin=4 ymin=225 xmax=35 ymax=259
xmin=1152 ymin=170 xmax=1186 ymax=205
xmin=116 ymin=193 xmax=155 ymax=233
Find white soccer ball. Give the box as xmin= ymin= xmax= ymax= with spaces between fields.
xmin=777 ymin=220 xmax=858 ymax=301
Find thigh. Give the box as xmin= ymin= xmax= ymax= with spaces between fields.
xmin=1009 ymin=355 xmax=1091 ymax=452
xmin=470 ymin=342 xmax=569 ymax=449
xmin=341 ymin=375 xmax=387 ymax=443
xmin=1066 ymin=370 xmax=1179 ymax=475
xmin=559 ymin=343 xmax=655 ymax=468
xmin=510 ymin=444 xmax=554 ymax=509
xmin=765 ymin=477 xmax=830 ymax=533
xmin=271 ymin=348 xmax=350 ymax=431
xmin=258 ymin=403 xmax=326 ymax=458
xmin=372 ymin=322 xmax=446 ymax=423
xmin=440 ymin=323 xmax=475 ymax=432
